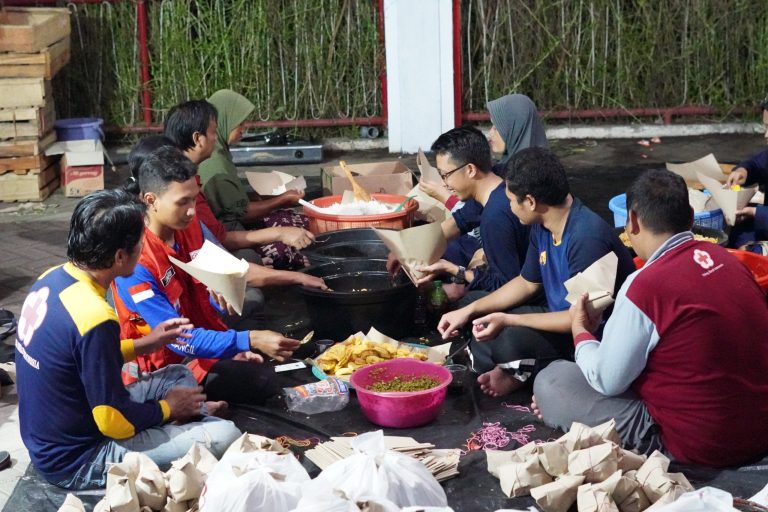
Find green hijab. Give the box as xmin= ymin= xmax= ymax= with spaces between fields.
xmin=198 ymin=89 xmax=255 ymax=185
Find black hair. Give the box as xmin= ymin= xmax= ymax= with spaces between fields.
xmin=138 ymin=145 xmax=198 ymax=196
xmin=430 ymin=125 xmax=492 ymax=173
xmin=123 ymin=135 xmax=175 ymax=195
xmin=761 ymin=97 xmax=768 ymax=112
xmin=626 ymin=169 xmax=692 ymax=235
xmin=67 ymin=189 xmax=146 ymax=270
xmin=505 ymin=147 xmax=569 ymax=206
xmin=163 ymin=100 xmax=218 ymax=151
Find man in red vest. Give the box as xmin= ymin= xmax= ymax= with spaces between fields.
xmin=533 ymin=169 xmax=768 ymax=467
xmin=113 ymin=146 xmax=301 ymax=405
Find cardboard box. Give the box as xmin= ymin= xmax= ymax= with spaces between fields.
xmin=0 ymin=8 xmax=70 ymax=53
xmin=46 ymin=139 xmax=104 ymax=166
xmin=320 ymin=161 xmax=414 ymax=197
xmin=61 ymin=164 xmax=103 ymax=197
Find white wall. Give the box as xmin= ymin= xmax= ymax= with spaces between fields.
xmin=384 ymin=0 xmax=455 ymax=154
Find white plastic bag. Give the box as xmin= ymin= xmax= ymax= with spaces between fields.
xmin=304 ymin=431 xmax=448 ymax=508
xmin=645 ymin=487 xmax=739 ymax=511
xmin=290 ymin=491 xmax=401 ymax=512
xmin=199 ymin=450 xmax=310 ymax=512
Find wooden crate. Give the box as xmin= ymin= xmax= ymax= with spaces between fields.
xmin=0 ymin=160 xmax=58 ymax=202
xmin=0 ymin=130 xmax=56 ymax=157
xmin=0 ymin=8 xmax=70 ymax=53
xmin=0 ymin=37 xmax=69 ymax=79
xmin=0 ymin=101 xmax=55 ymax=139
xmin=0 ymin=154 xmax=53 ymax=175
xmin=0 ymin=77 xmax=50 ymax=109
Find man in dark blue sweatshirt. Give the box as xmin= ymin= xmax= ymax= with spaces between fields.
xmin=390 ymin=126 xmax=530 ymax=302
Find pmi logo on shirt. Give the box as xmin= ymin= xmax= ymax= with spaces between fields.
xmin=539 ymin=251 xmax=547 ymax=266
xmin=693 ymin=249 xmax=714 ymax=269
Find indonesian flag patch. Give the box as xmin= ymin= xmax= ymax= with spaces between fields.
xmin=129 ymin=282 xmax=155 ymax=303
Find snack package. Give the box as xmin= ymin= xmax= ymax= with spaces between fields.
xmin=284 ymin=378 xmax=350 ymax=415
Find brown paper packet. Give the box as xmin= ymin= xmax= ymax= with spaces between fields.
xmin=224 ymin=432 xmax=289 ymax=457
xmin=537 ymin=441 xmax=570 ymax=477
xmin=162 ymin=497 xmax=190 ymax=512
xmin=618 ymin=450 xmax=647 ymax=472
xmin=613 ymin=471 xmax=651 ymax=512
xmin=589 ymin=420 xmax=621 ymax=446
xmin=499 ymin=456 xmax=553 ymax=498
xmin=644 ymin=482 xmax=690 ymax=510
xmin=166 ymin=460 xmax=204 ymax=503
xmin=123 ymin=452 xmax=167 ymax=511
xmin=487 ymin=449 xmax=523 ymax=479
xmin=93 ymin=498 xmax=110 ymax=512
xmin=568 ymin=443 xmax=620 ymax=483
xmin=557 ymin=422 xmax=593 ymax=452
xmin=57 ymin=494 xmax=86 ymax=512
xmin=105 ymin=463 xmax=140 ymax=512
xmin=530 ymin=474 xmax=585 ymax=512
xmin=635 ymin=451 xmax=679 ymax=502
xmin=591 ymin=470 xmax=622 ymax=495
xmin=577 ymin=486 xmax=620 ymax=512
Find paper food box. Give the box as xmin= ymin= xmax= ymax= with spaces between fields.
xmin=46 ymin=140 xmax=105 ymax=197
xmin=321 ymin=160 xmax=414 ymax=196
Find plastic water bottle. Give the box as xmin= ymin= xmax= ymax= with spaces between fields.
xmin=283 ymin=378 xmax=350 ymax=415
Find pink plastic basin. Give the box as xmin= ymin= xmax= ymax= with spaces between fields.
xmin=350 ymin=359 xmax=451 ymax=428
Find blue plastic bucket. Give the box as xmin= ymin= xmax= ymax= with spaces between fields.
xmin=54 ymin=118 xmax=104 ymax=141
xmin=608 ymin=193 xmax=725 ymax=230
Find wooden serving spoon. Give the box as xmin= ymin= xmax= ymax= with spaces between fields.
xmin=339 ymin=160 xmax=372 ymax=202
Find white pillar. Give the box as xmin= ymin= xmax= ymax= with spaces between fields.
xmin=384 ymin=0 xmax=455 ymax=154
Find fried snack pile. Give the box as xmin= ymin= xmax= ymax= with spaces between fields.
xmin=619 ymin=231 xmax=716 ymax=247
xmin=316 ymin=334 xmax=429 ymax=377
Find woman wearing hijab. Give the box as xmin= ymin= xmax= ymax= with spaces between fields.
xmin=419 ymin=93 xmax=548 ymax=287
xmin=198 ymin=89 xmax=309 ymax=270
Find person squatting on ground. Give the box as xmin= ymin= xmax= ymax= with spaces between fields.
xmin=15 ymin=189 xmax=241 ymax=489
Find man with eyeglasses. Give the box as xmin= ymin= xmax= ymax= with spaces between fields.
xmin=724 ymin=97 xmax=768 ymax=254
xmin=389 ymin=126 xmax=530 ymax=301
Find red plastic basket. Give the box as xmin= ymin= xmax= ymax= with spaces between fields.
xmin=727 ymin=249 xmax=768 ymax=291
xmin=303 ymin=193 xmax=418 ymax=234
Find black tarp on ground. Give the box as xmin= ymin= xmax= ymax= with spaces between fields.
xmin=7 ymin=363 xmax=768 ymax=511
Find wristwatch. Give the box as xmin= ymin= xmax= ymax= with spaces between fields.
xmin=453 ymin=265 xmax=467 ymax=285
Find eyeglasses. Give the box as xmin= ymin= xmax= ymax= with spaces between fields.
xmin=439 ymin=163 xmax=467 ymax=181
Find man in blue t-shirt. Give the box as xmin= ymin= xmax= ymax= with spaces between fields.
xmin=389 ymin=126 xmax=529 ymax=300
xmin=438 ymin=147 xmax=635 ymax=397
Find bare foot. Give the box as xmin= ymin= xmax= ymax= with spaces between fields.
xmin=206 ymin=400 xmax=229 ymax=418
xmin=476 ymin=366 xmax=524 ymax=397
xmin=531 ymin=395 xmax=544 ymax=420
xmin=303 ymin=256 xmax=311 ymax=268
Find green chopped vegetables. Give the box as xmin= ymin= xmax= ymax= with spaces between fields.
xmin=367 ymin=375 xmax=441 ymax=393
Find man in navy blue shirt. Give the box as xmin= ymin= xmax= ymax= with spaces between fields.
xmin=439 ymin=147 xmax=635 ymax=397
xmin=390 ymin=126 xmax=530 ymax=301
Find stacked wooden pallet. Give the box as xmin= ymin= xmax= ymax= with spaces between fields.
xmin=0 ymin=7 xmax=70 ymax=202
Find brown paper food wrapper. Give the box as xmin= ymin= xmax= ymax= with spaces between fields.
xmin=589 ymin=420 xmax=621 ymax=446
xmin=499 ymin=456 xmax=554 ymax=497
xmin=635 ymin=450 xmax=684 ymax=502
xmin=122 ymin=452 xmax=167 ymax=511
xmin=106 ymin=464 xmax=140 ymax=512
xmin=618 ymin=449 xmax=647 ymax=472
xmin=577 ymin=486 xmax=620 ymax=512
xmin=591 ymin=470 xmax=622 ymax=495
xmin=568 ymin=443 xmax=620 ymax=483
xmin=162 ymin=497 xmax=191 ymax=512
xmin=530 ymin=474 xmax=585 ymax=512
xmin=537 ymin=441 xmax=570 ymax=477
xmin=93 ymin=498 xmax=110 ymax=512
xmin=644 ymin=480 xmax=691 ymax=510
xmin=611 ymin=471 xmax=651 ymax=512
xmin=57 ymin=494 xmax=86 ymax=512
xmin=224 ymin=432 xmax=289 ymax=457
xmin=487 ymin=449 xmax=522 ymax=478
xmin=166 ymin=460 xmax=204 ymax=503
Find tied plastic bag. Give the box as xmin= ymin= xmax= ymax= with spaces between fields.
xmin=199 ymin=450 xmax=310 ymax=512
xmin=304 ymin=430 xmax=448 ymax=508
xmin=643 ymin=487 xmax=740 ymax=512
xmin=284 ymin=378 xmax=350 ymax=415
xmin=289 ymin=491 xmax=402 ymax=512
